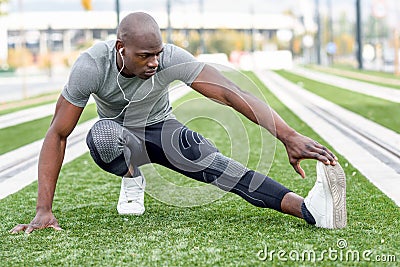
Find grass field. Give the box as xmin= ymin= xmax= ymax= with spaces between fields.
xmin=309 ymin=64 xmax=400 ymax=80
xmin=0 ymin=72 xmax=399 ymax=266
xmin=306 ymin=64 xmax=400 ymax=90
xmin=0 ymin=92 xmax=60 ymax=116
xmin=0 ymin=103 xmax=97 ymax=155
xmin=275 ymin=70 xmax=400 ymax=134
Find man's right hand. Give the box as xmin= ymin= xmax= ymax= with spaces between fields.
xmin=10 ymin=211 xmax=62 ymax=234
xmin=9 ymin=96 xmax=83 ymax=235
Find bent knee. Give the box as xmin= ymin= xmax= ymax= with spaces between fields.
xmin=86 ymin=120 xmax=128 ymax=176
xmin=86 ymin=120 xmax=123 ymax=163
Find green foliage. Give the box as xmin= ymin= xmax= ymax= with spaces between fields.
xmin=364 ymin=16 xmax=391 ymax=41
xmin=206 ymin=29 xmax=250 ymax=56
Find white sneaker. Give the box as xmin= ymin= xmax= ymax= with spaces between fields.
xmin=304 ymin=161 xmax=347 ymax=229
xmin=117 ymin=176 xmax=146 ymax=215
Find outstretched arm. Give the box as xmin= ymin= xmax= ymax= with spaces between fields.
xmin=10 ymin=95 xmax=84 ymax=234
xmin=191 ymin=64 xmax=337 ymax=177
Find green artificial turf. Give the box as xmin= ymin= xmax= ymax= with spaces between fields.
xmin=0 ymin=92 xmax=60 ymax=116
xmin=275 ymin=70 xmax=400 ymax=134
xmin=310 ymin=64 xmax=400 ymax=80
xmin=0 ymin=73 xmax=399 ymax=266
xmin=0 ymin=99 xmax=56 ymax=116
xmin=0 ymin=103 xmax=98 ymax=155
xmin=306 ymin=65 xmax=400 ymax=90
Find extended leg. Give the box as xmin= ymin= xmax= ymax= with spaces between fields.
xmin=144 ymin=119 xmax=346 ymax=229
xmin=144 ymin=119 xmax=294 ymax=213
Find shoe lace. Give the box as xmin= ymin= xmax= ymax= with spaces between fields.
xmin=124 ymin=179 xmax=144 ymax=203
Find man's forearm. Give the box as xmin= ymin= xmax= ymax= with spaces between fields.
xmin=191 ymin=65 xmax=298 ymax=144
xmin=229 ymin=90 xmax=297 ymax=144
xmin=36 ymin=131 xmax=67 ymax=212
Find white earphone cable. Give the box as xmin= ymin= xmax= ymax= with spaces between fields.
xmin=99 ymin=50 xmax=155 ymax=121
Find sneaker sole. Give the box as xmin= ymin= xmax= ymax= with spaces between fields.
xmin=118 ymin=211 xmax=145 ymax=216
xmin=322 ymin=163 xmax=347 ymax=229
xmin=117 ymin=208 xmax=145 ymax=216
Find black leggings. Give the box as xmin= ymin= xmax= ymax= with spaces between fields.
xmin=86 ymin=119 xmax=291 ymax=211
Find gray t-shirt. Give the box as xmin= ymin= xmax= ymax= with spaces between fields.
xmin=62 ymin=40 xmax=205 ymax=126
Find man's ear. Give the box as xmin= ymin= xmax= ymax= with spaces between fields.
xmin=116 ymin=39 xmax=124 ymax=53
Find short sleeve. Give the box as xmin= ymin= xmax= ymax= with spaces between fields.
xmin=61 ymin=53 xmax=101 ymax=107
xmin=159 ymin=44 xmax=205 ymax=86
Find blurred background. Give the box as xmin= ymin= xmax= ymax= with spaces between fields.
xmin=0 ymin=0 xmax=399 ymax=101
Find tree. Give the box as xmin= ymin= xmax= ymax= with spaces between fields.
xmin=334 ymin=12 xmax=355 ymax=56
xmin=206 ymin=29 xmax=248 ymax=56
xmin=364 ymin=15 xmax=390 ymax=43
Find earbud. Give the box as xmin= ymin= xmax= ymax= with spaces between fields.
xmin=107 ymin=45 xmax=155 ymax=122
xmin=118 ymin=48 xmax=124 ymax=57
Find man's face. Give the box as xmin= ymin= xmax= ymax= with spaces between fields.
xmin=121 ymin=37 xmax=164 ymax=80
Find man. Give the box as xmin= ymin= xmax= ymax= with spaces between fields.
xmin=11 ymin=12 xmax=346 ymax=234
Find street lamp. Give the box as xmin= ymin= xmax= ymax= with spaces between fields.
xmin=116 ymin=0 xmax=120 ymax=29
xmin=356 ymin=0 xmax=363 ymax=69
xmin=314 ymin=0 xmax=321 ymax=64
xmin=166 ymin=0 xmax=205 ymax=50
xmin=166 ymin=0 xmax=172 ymax=43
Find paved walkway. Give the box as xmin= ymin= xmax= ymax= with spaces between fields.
xmin=0 ymin=84 xmax=191 ymax=199
xmin=257 ymin=70 xmax=400 ymax=206
xmin=0 ymin=93 xmax=58 ymax=112
xmin=290 ymin=67 xmax=400 ymax=103
xmin=0 ymin=98 xmax=95 ymax=130
xmin=310 ymin=66 xmax=400 ymax=87
xmin=0 ymin=119 xmax=96 ymax=199
xmin=0 ymin=103 xmax=55 ymax=129
xmin=0 ymin=70 xmax=67 ymax=103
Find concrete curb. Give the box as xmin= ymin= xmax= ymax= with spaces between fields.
xmin=0 ymin=103 xmax=56 ymax=129
xmin=290 ymin=67 xmax=400 ymax=103
xmin=257 ymin=70 xmax=400 ymax=206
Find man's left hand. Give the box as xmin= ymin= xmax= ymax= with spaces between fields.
xmin=283 ymin=132 xmax=337 ymax=178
